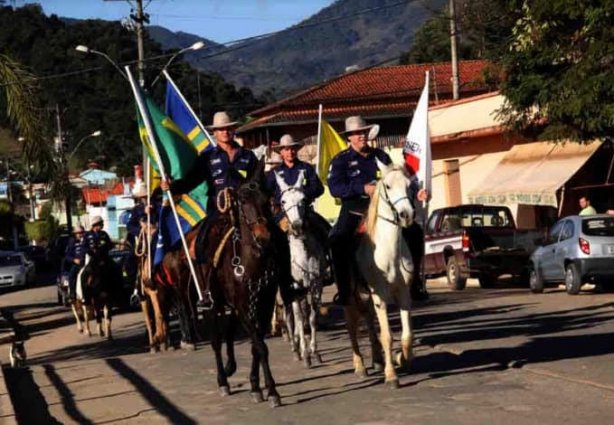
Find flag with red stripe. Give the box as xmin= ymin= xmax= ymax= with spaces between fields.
xmin=403 ymin=71 xmax=431 ymax=194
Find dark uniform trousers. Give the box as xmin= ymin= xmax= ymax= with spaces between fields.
xmin=328 ymin=202 xmax=367 ymax=305
xmin=402 ymin=222 xmax=426 ymax=295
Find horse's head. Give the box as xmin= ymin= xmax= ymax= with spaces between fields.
xmin=235 ymin=159 xmax=271 ymax=247
xmin=275 ymin=170 xmax=307 ymax=235
xmin=376 ymin=159 xmax=414 ymax=228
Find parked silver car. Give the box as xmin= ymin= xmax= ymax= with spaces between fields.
xmin=529 ymin=215 xmax=614 ymax=294
xmin=0 ymin=251 xmax=36 ymax=288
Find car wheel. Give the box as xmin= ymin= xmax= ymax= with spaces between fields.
xmin=529 ymin=266 xmax=544 ymax=293
xmin=446 ymin=257 xmax=466 ymax=290
xmin=479 ymin=273 xmax=498 ymax=288
xmin=565 ymin=263 xmax=582 ymax=295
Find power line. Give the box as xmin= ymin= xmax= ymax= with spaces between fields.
xmin=1 ymin=0 xmax=432 ymax=86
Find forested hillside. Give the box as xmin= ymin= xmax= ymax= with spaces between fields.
xmin=0 ymin=4 xmax=263 ymax=176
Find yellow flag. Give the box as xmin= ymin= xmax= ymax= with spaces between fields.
xmin=318 ymin=120 xmax=347 ymax=184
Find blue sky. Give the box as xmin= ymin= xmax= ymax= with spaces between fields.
xmin=28 ymin=0 xmax=335 ymax=43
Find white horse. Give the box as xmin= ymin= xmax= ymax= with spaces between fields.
xmin=346 ymin=160 xmax=415 ymax=388
xmin=275 ymin=170 xmax=327 ymax=368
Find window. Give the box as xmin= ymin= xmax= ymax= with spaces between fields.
xmin=547 ymin=221 xmax=564 ymax=245
xmin=582 ymin=217 xmax=614 ymax=236
xmin=559 ymin=221 xmax=574 ymax=241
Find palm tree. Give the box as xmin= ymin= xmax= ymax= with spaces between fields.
xmin=0 ymin=54 xmax=67 ymax=208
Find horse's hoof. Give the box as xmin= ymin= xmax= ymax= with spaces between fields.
xmin=149 ymin=347 xmax=159 ymax=354
xmin=106 ymin=334 xmax=113 ymax=341
xmin=293 ymin=352 xmax=301 ymax=361
xmin=224 ymin=361 xmax=237 ymax=377
xmin=78 ymin=328 xmax=83 ymax=334
xmin=269 ymin=394 xmax=282 ymax=408
xmin=180 ymin=341 xmax=196 ymax=351
xmin=250 ymin=391 xmax=264 ymax=403
xmin=312 ymin=353 xmax=323 ymax=365
xmin=386 ymin=379 xmax=400 ymax=390
xmin=219 ymin=386 xmax=231 ymax=397
xmin=355 ymin=368 xmax=368 ymax=379
xmin=372 ymin=362 xmax=384 ymax=373
xmin=303 ymin=356 xmax=312 ymax=369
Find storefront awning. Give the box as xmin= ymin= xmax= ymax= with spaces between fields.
xmin=467 ymin=141 xmax=601 ymax=207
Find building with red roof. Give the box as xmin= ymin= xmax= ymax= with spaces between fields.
xmin=238 ymin=60 xmax=498 ymax=147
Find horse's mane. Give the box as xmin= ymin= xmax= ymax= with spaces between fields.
xmin=366 ymin=165 xmax=409 ymax=240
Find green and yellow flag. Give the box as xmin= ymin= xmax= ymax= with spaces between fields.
xmin=136 ymin=95 xmax=208 ymax=265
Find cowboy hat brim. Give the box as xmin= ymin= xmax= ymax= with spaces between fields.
xmin=272 ymin=142 xmax=304 ymax=152
xmin=340 ymin=123 xmax=377 ymax=135
xmin=206 ymin=121 xmax=239 ymax=130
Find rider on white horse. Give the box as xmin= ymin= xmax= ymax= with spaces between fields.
xmin=65 ymin=224 xmax=86 ymax=302
xmin=264 ymin=134 xmax=329 ymax=238
xmin=327 ymin=116 xmax=392 ymax=306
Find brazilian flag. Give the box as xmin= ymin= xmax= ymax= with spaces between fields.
xmin=136 ymin=95 xmax=208 ymax=265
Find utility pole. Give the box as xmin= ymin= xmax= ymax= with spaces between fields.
xmin=134 ymin=0 xmax=146 ymax=87
xmin=55 ymin=104 xmax=72 ymax=231
xmin=449 ymin=0 xmax=460 ymax=100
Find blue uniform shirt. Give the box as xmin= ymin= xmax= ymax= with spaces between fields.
xmin=84 ymin=230 xmax=113 ymax=257
xmin=65 ymin=236 xmax=86 ymax=263
xmin=170 ymin=142 xmax=258 ymax=209
xmin=265 ymin=160 xmax=324 ymax=208
xmin=327 ymin=147 xmax=392 ymax=209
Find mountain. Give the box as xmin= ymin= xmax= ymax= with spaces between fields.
xmin=148 ymin=25 xmax=222 ymax=52
xmin=184 ymin=0 xmax=446 ymax=96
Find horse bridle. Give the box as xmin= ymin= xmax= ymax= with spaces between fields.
xmin=280 ymin=187 xmax=307 ymax=235
xmin=378 ymin=182 xmax=410 ymax=226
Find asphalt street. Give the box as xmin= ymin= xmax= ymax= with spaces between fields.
xmin=1 ymin=278 xmax=614 ymax=425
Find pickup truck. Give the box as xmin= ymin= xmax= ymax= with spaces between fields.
xmin=423 ymin=204 xmax=544 ymax=289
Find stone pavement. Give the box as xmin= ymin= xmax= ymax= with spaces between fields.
xmin=1 ymin=280 xmax=614 ymax=424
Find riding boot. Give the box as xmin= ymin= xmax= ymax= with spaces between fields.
xmin=403 ymin=223 xmax=429 ymax=301
xmin=330 ymin=235 xmax=353 ymax=306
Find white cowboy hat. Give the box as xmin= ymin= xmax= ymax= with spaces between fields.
xmin=272 ymin=134 xmax=304 ymax=152
xmin=206 ymin=111 xmax=238 ymax=130
xmin=132 ymin=182 xmax=147 ymax=198
xmin=73 ymin=224 xmax=85 ymax=233
xmin=90 ymin=216 xmax=104 ymax=227
xmin=340 ymin=115 xmax=380 ymax=140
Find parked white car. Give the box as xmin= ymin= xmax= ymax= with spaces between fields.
xmin=0 ymin=251 xmax=36 ymax=288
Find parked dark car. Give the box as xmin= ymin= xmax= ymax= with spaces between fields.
xmin=17 ymin=245 xmax=49 ymax=272
xmin=48 ymin=233 xmax=70 ymax=272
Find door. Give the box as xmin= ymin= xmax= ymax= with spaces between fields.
xmin=540 ymin=220 xmax=564 ymax=280
xmin=552 ymin=220 xmax=575 ymax=280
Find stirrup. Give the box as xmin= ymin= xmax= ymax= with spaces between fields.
xmin=197 ymin=291 xmax=214 ymax=311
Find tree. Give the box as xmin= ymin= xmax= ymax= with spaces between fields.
xmin=500 ymin=1 xmax=614 ymax=142
xmin=400 ymin=1 xmax=520 ymax=64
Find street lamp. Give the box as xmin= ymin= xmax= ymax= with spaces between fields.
xmin=149 ymin=40 xmax=206 ymax=88
xmin=17 ymin=137 xmax=37 ymax=221
xmin=75 ymin=45 xmax=129 ymax=81
xmin=68 ymin=130 xmax=103 ymax=161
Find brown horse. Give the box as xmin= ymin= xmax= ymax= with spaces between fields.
xmin=193 ymin=163 xmax=286 ymax=408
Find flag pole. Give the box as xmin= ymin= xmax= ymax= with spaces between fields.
xmin=126 ymin=66 xmax=204 ymax=302
xmin=145 ymin=157 xmax=151 ymax=281
xmin=315 ymin=104 xmax=323 ymax=177
xmin=163 ymin=69 xmax=215 ymax=147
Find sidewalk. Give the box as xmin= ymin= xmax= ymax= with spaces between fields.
xmin=0 ymin=310 xmax=17 ymax=425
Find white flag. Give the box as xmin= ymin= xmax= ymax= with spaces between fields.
xmin=403 ymin=71 xmax=431 ymax=194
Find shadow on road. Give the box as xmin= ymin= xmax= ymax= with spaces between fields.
xmin=106 ymin=357 xmax=198 ymax=424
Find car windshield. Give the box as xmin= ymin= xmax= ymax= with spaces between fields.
xmin=0 ymin=255 xmax=22 ymax=267
xmin=440 ymin=207 xmax=513 ymax=230
xmin=582 ymin=217 xmax=614 ymax=237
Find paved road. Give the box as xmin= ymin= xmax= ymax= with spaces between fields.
xmin=1 ymin=279 xmax=614 ymax=424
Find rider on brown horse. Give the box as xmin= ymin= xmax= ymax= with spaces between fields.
xmin=160 ymin=111 xmax=291 ymax=309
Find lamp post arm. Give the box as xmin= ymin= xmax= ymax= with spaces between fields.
xmin=92 ymin=49 xmax=129 ymax=81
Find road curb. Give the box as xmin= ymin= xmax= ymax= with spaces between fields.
xmin=0 ymin=311 xmax=18 ymax=425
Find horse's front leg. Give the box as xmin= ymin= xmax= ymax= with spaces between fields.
xmin=344 ymin=302 xmax=367 ymax=378
xmin=284 ymin=303 xmax=297 ymax=356
xmin=104 ymin=304 xmax=112 ymax=340
xmin=292 ymin=299 xmax=309 ymax=367
xmin=82 ymin=304 xmax=91 ymax=336
xmin=150 ymin=289 xmax=168 ymax=351
xmin=224 ymin=312 xmax=237 ymax=377
xmin=309 ymin=285 xmax=323 ymax=365
xmin=396 ymin=288 xmax=414 ymax=371
xmin=140 ymin=296 xmax=157 ymax=352
xmin=371 ymin=293 xmax=398 ymax=388
xmin=211 ymin=310 xmax=230 ymax=396
xmin=95 ymin=303 xmax=104 ymax=337
xmin=71 ymin=302 xmax=83 ymax=333
xmin=254 ymin=330 xmax=281 ymax=408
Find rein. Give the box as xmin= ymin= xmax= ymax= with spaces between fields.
xmin=377 ymin=183 xmax=409 ymax=226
